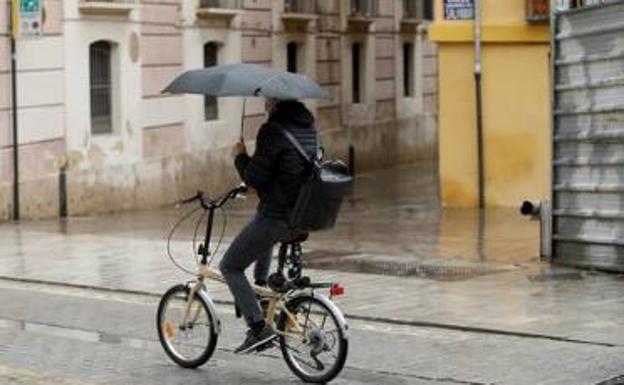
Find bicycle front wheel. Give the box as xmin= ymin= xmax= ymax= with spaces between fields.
xmin=277 ymin=295 xmax=348 ymax=384
xmin=157 ymin=284 xmax=218 ymax=368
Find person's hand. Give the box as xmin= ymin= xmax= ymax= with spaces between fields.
xmin=232 ymin=141 xmax=247 ymax=158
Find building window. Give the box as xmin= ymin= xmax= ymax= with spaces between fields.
xmin=351 ymin=0 xmax=378 ymax=17
xmin=90 ymin=41 xmax=113 ymax=135
xmin=403 ymin=42 xmax=414 ymax=97
xmin=287 ymin=42 xmax=298 ymax=73
xmin=424 ymin=0 xmax=434 ymax=20
xmin=284 ymin=0 xmax=315 ymax=13
xmin=204 ymin=42 xmax=219 ymax=121
xmin=352 ymin=43 xmax=362 ymax=103
xmin=199 ymin=0 xmax=241 ymax=8
xmin=403 ymin=0 xmax=434 ymax=20
xmin=554 ymin=0 xmax=603 ymax=10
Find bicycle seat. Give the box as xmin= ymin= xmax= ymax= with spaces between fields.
xmin=279 ymin=230 xmax=309 ymax=244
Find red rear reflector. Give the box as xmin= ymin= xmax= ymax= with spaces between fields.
xmin=330 ymin=283 xmax=345 ymax=296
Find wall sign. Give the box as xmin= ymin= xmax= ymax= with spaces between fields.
xmin=444 ymin=0 xmax=475 ymax=20
xmin=12 ymin=0 xmax=43 ymax=38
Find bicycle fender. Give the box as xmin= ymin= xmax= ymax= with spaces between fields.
xmin=196 ymin=288 xmax=222 ymax=335
xmin=290 ymin=292 xmax=349 ymax=339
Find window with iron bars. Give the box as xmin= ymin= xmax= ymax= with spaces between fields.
xmin=287 ymin=42 xmax=299 ymax=73
xmin=351 ymin=0 xmax=378 ymax=17
xmin=554 ymin=0 xmax=613 ymax=10
xmin=403 ymin=0 xmax=434 ymax=20
xmin=284 ymin=0 xmax=316 ymax=14
xmin=198 ymin=0 xmax=241 ymax=8
xmin=403 ymin=42 xmax=414 ymax=97
xmin=90 ymin=41 xmax=113 ymax=135
xmin=352 ymin=42 xmax=363 ymax=103
xmin=204 ymin=42 xmax=219 ymax=121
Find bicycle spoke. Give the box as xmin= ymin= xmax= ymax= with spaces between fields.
xmin=160 ymin=291 xmax=213 ymax=364
xmin=290 ymin=350 xmax=322 ymax=371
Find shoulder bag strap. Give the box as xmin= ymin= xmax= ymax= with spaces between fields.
xmin=276 ymin=125 xmax=319 ymax=168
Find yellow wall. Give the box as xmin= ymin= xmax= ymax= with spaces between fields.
xmin=431 ymin=0 xmax=551 ymax=207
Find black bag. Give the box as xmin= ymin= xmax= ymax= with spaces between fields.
xmin=279 ymin=127 xmax=353 ymax=231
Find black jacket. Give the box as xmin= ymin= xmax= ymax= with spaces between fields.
xmin=235 ymin=100 xmax=318 ymax=220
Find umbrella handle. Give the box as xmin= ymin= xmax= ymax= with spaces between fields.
xmin=240 ymin=98 xmax=246 ymax=142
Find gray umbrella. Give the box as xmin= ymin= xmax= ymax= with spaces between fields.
xmin=162 ymin=63 xmax=329 ymax=100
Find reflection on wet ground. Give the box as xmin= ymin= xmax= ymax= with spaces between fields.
xmin=0 ymin=161 xmax=623 ymax=348
xmin=0 ymin=317 xmax=160 ymax=351
xmin=1 ymin=162 xmax=540 ymax=280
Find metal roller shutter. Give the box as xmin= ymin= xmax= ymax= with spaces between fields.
xmin=552 ymin=3 xmax=624 ymax=271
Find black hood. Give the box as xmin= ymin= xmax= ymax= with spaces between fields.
xmin=270 ymin=100 xmax=314 ymax=128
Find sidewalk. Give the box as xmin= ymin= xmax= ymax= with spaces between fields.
xmin=1 ymin=163 xmax=623 ymax=346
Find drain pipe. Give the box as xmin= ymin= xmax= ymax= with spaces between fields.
xmin=520 ymin=201 xmax=553 ymax=261
xmin=474 ymin=0 xmax=485 ymax=208
xmin=9 ymin=10 xmax=19 ymax=220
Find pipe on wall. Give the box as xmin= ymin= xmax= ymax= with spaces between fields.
xmin=9 ymin=8 xmax=19 ymax=221
xmin=474 ymin=0 xmax=485 ymax=208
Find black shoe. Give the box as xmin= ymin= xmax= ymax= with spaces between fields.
xmin=234 ymin=325 xmax=276 ymax=354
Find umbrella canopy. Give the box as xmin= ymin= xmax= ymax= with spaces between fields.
xmin=162 ymin=63 xmax=329 ymax=100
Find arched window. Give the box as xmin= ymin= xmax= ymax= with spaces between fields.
xmin=204 ymin=42 xmax=219 ymax=121
xmin=287 ymin=42 xmax=299 ymax=73
xmin=90 ymin=41 xmax=113 ymax=134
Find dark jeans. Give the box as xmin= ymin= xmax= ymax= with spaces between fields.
xmin=219 ymin=213 xmax=290 ymax=327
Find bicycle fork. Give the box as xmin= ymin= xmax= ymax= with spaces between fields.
xmin=181 ymin=278 xmax=205 ymax=330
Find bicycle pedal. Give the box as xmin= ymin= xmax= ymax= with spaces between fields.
xmin=254 ymin=338 xmax=277 ymax=353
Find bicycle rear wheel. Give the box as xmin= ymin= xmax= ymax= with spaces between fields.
xmin=157 ymin=284 xmax=218 ymax=368
xmin=277 ymin=295 xmax=348 ymax=383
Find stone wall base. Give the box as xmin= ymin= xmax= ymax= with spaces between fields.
xmin=0 ymin=114 xmax=437 ymax=221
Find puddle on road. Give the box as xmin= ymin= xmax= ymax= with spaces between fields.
xmin=528 ymin=272 xmax=585 ymax=282
xmin=303 ymin=250 xmax=517 ymax=280
xmin=0 ymin=317 xmax=158 ymax=350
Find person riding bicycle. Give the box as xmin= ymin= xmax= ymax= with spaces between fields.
xmin=220 ymin=98 xmax=318 ymax=354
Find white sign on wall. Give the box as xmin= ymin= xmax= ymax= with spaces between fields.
xmin=12 ymin=0 xmax=43 ymax=38
xmin=444 ymin=0 xmax=475 ymax=20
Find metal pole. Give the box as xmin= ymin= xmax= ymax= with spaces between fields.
xmin=474 ymin=0 xmax=485 ymax=209
xmin=59 ymin=165 xmax=68 ymax=218
xmin=9 ymin=3 xmax=20 ymax=221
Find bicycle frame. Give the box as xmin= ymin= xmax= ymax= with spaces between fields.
xmin=182 ymin=266 xmax=306 ymax=340
xmin=179 ymin=192 xmax=307 ymax=341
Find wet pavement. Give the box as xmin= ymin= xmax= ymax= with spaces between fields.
xmin=0 ymin=162 xmax=541 ymax=274
xmin=1 ymin=280 xmax=624 ymax=385
xmin=0 ymin=163 xmax=624 ymax=383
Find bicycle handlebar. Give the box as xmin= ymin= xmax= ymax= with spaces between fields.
xmin=177 ymin=183 xmax=247 ymax=210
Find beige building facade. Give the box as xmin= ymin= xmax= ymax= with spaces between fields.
xmin=0 ymin=0 xmax=438 ymax=220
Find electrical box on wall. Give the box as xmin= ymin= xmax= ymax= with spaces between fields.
xmin=526 ymin=0 xmax=550 ymax=23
